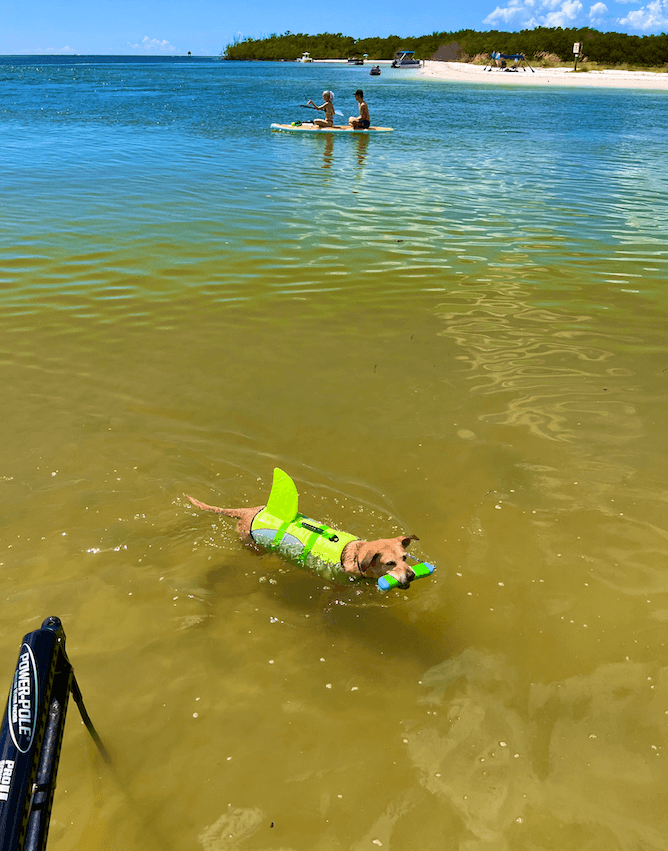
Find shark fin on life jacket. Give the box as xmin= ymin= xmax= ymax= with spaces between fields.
xmin=264 ymin=467 xmax=300 ymax=524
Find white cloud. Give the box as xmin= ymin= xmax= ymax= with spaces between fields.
xmin=484 ymin=0 xmax=582 ymax=26
xmin=588 ymin=1 xmax=608 ymax=22
xmin=42 ymin=46 xmax=77 ymax=54
xmin=617 ymin=0 xmax=668 ymax=28
xmin=127 ymin=36 xmax=177 ymax=53
xmin=484 ymin=0 xmax=532 ymax=25
xmin=544 ymin=0 xmax=583 ymax=24
xmin=483 ymin=0 xmax=668 ymax=29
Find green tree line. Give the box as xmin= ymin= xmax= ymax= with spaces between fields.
xmin=224 ymin=28 xmax=668 ymax=66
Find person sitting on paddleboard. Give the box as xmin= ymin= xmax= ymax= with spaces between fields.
xmin=307 ymin=90 xmax=335 ymax=127
xmin=349 ymin=89 xmax=370 ymax=129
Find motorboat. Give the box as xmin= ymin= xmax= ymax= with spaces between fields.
xmin=297 ymin=52 xmax=313 ymax=63
xmin=391 ymin=50 xmax=422 ymax=68
xmin=347 ymin=57 xmax=364 ymax=65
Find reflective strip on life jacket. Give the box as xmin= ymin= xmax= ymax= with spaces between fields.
xmin=250 ymin=508 xmax=358 ymax=583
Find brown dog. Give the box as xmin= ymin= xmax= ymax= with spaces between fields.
xmin=186 ymin=469 xmax=419 ymax=588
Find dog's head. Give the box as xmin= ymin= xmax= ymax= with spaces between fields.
xmin=357 ymin=535 xmax=419 ymax=588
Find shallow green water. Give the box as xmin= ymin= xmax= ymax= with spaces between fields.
xmin=1 ymin=56 xmax=668 ymax=850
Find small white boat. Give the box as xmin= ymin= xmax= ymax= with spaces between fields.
xmin=297 ymin=52 xmax=313 ymax=63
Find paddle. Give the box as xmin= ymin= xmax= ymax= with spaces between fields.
xmin=299 ymin=103 xmax=344 ymax=116
xmin=0 ymin=616 xmax=110 ymax=851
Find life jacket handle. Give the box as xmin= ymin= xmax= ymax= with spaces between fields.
xmin=300 ymin=520 xmax=339 ymax=542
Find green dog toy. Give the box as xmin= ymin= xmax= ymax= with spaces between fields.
xmin=378 ymin=560 xmax=435 ymax=591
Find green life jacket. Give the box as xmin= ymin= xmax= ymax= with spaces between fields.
xmin=250 ymin=469 xmax=358 ymax=584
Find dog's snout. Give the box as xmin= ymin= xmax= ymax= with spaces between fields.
xmin=386 ymin=565 xmax=416 ymax=589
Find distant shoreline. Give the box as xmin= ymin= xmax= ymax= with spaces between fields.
xmin=420 ymin=60 xmax=668 ymax=91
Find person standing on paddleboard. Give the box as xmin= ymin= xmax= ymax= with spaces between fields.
xmin=349 ymin=89 xmax=370 ymax=129
xmin=307 ymin=90 xmax=335 ymax=127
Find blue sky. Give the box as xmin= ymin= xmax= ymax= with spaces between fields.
xmin=3 ymin=0 xmax=668 ymax=55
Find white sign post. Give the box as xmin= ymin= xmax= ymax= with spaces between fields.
xmin=573 ymin=42 xmax=582 ymax=71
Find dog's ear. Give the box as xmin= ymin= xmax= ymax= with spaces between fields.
xmin=397 ymin=534 xmax=419 ymax=549
xmin=359 ymin=546 xmax=381 ymax=571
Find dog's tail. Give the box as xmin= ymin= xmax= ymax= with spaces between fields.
xmin=186 ymin=495 xmax=247 ymax=517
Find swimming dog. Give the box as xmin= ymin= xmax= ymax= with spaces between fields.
xmin=187 ymin=468 xmax=419 ymax=588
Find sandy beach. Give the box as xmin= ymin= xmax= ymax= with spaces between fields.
xmin=421 ymin=59 xmax=668 ymax=90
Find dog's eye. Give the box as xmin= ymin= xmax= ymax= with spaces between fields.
xmin=402 ymin=555 xmax=407 ymax=561
xmin=386 ymin=561 xmax=396 ymax=567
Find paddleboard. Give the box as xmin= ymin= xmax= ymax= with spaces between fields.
xmin=271 ymin=123 xmax=393 ymax=134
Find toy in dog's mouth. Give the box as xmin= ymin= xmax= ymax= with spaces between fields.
xmin=359 ymin=551 xmax=435 ymax=590
xmin=378 ymin=559 xmax=435 ymax=591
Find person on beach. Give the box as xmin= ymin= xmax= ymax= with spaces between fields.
xmin=307 ymin=91 xmax=335 ymax=127
xmin=349 ymin=89 xmax=370 ymax=129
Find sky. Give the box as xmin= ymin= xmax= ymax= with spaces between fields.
xmin=2 ymin=0 xmax=668 ymax=55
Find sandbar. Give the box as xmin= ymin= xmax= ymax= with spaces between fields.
xmin=421 ymin=60 xmax=668 ymax=91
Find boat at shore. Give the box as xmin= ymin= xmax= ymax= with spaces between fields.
xmin=296 ymin=52 xmax=312 ymax=63
xmin=271 ymin=123 xmax=393 ymax=134
xmin=391 ymin=50 xmax=422 ymax=68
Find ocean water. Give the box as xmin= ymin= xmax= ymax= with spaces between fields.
xmin=2 ymin=55 xmax=668 ymax=850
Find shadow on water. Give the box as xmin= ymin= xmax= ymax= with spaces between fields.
xmin=201 ymin=550 xmax=452 ymax=671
